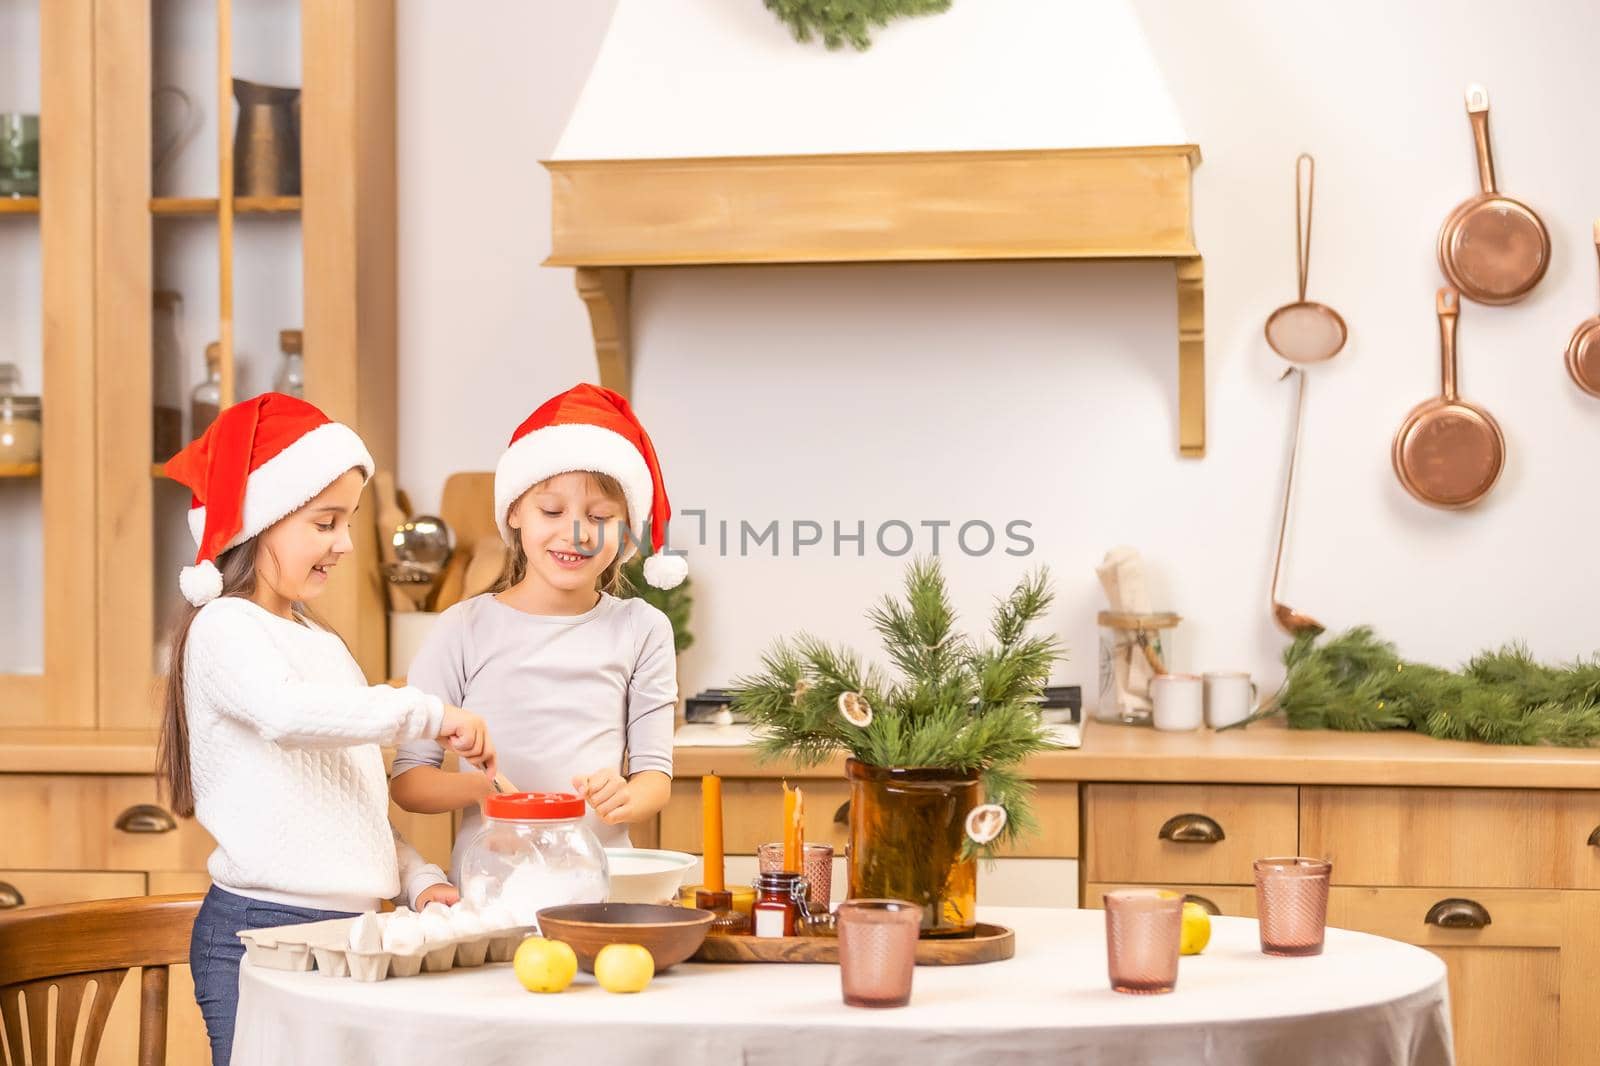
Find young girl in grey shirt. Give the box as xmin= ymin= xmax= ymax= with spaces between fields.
xmin=390 ymin=384 xmax=689 ymax=874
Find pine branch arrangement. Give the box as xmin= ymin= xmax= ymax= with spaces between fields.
xmin=763 ymin=0 xmax=954 ymax=51
xmin=731 ymin=558 xmax=1064 ymax=855
xmin=1253 ymin=626 xmax=1600 ymax=746
xmin=619 ymin=543 xmax=694 ymax=655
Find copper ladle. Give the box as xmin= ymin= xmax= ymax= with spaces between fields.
xmin=1270 ymin=366 xmax=1324 ymax=636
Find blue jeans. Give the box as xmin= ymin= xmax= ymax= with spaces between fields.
xmin=189 ymin=885 xmax=358 ymax=1066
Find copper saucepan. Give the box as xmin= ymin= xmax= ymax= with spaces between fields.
xmin=1437 ymin=84 xmax=1550 ymax=306
xmin=1392 ymin=288 xmax=1505 ymax=509
xmin=1565 ymin=220 xmax=1600 ymax=398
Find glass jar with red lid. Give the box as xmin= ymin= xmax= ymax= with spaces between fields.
xmin=458 ymin=792 xmax=610 ymax=925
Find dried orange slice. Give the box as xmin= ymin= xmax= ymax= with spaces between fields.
xmin=965 ymin=804 xmax=1007 ymax=845
xmin=837 ymin=691 xmax=873 ymax=727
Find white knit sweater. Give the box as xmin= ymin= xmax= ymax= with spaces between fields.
xmin=184 ymin=597 xmax=449 ymax=912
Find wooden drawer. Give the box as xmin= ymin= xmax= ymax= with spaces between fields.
xmin=0 ymin=869 xmax=147 ymax=910
xmin=0 ymin=771 xmax=214 ymax=870
xmin=1083 ymin=783 xmax=1297 ymax=885
xmin=1084 ymin=882 xmax=1257 ymax=918
xmin=660 ymin=778 xmax=1078 ymax=859
xmin=0 ymin=774 xmax=213 ymax=871
xmin=1328 ymin=886 xmax=1600 ymax=1066
xmin=1302 ymin=787 xmax=1600 ymax=890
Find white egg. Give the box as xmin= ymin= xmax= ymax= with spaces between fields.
xmin=418 ymin=908 xmax=455 ymax=944
xmin=478 ymin=902 xmax=519 ymax=933
xmin=347 ymin=912 xmax=384 ymax=953
xmin=448 ymin=905 xmax=488 ymax=938
xmin=382 ymin=911 xmax=424 ymax=954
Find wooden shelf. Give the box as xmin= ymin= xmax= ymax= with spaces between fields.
xmin=150 ymin=196 xmax=302 ymax=216
xmin=0 ymin=462 xmax=42 ymax=478
xmin=545 ymin=146 xmax=1207 ymax=456
xmin=0 ymin=197 xmax=40 ymax=215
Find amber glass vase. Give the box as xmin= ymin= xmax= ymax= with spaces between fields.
xmin=845 ymin=759 xmax=979 ymax=938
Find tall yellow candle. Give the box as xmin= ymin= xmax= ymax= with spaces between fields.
xmin=782 ymin=782 xmax=798 ymax=873
xmin=702 ymin=773 xmax=725 ymax=893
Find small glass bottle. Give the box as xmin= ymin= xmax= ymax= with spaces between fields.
xmin=273 ymin=328 xmax=304 ymax=397
xmin=191 ymin=342 xmax=222 ymax=436
xmin=152 ymin=290 xmax=186 ymax=460
xmin=0 ymin=362 xmax=42 ymax=465
xmin=751 ymin=872 xmax=805 ymax=939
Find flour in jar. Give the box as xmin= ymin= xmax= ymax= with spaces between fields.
xmin=471 ymin=859 xmax=608 ymax=925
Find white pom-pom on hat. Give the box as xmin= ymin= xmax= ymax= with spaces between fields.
xmin=180 ymin=560 xmax=224 ymax=606
xmin=642 ymin=551 xmax=688 ymax=590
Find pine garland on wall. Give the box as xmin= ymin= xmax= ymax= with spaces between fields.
xmin=764 ymin=0 xmax=954 ymax=51
xmin=1252 ymin=627 xmax=1600 ymax=747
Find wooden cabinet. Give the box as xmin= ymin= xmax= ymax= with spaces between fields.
xmin=1080 ymin=778 xmax=1600 ymax=1066
xmin=1327 ymin=887 xmax=1600 ymax=1066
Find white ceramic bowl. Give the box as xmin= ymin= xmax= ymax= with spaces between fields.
xmin=604 ymin=848 xmax=697 ymax=904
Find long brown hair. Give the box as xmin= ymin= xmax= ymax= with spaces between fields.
xmin=490 ymin=472 xmax=633 ymax=598
xmin=156 ymin=539 xmax=261 ymax=818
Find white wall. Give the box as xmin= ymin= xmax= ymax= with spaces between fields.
xmin=396 ymin=0 xmax=1600 ymax=711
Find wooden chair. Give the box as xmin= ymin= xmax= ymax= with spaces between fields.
xmin=0 ymin=893 xmax=202 ymax=1066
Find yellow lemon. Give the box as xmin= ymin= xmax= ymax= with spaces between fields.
xmin=514 ymin=937 xmax=577 ymax=994
xmin=594 ymin=943 xmax=654 ymax=993
xmin=1179 ymin=901 xmax=1212 ymax=956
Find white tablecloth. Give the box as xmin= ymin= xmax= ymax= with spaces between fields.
xmin=232 ymin=907 xmax=1453 ymax=1066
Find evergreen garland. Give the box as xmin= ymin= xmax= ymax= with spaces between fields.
xmin=1250 ymin=627 xmax=1600 ymax=747
xmin=618 ymin=543 xmax=694 ymax=655
xmin=764 ymin=0 xmax=954 ymax=51
xmin=731 ymin=558 xmax=1064 ymax=857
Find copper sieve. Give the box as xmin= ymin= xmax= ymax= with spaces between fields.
xmin=1438 ymin=84 xmax=1549 ymax=306
xmin=1265 ymin=154 xmax=1347 ymax=364
xmin=1392 ymin=288 xmax=1505 ymax=509
xmin=1565 ymin=220 xmax=1600 ymax=398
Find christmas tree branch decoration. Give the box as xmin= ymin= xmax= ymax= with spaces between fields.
xmin=731 ymin=558 xmax=1064 ymax=857
xmin=619 ymin=542 xmax=693 ymax=655
xmin=1248 ymin=626 xmax=1600 ymax=747
xmin=764 ymin=0 xmax=954 ymax=51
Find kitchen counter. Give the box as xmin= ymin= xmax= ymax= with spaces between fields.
xmin=5 ymin=718 xmax=1600 ymax=787
xmin=673 ymin=717 xmax=1600 ymax=789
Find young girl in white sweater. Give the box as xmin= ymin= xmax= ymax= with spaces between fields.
xmin=157 ymin=394 xmax=495 ymax=1065
xmin=391 ymin=384 xmax=685 ymax=875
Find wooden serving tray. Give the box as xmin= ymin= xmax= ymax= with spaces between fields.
xmin=691 ymin=922 xmax=1015 ymax=965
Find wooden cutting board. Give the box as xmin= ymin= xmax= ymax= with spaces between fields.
xmin=691 ymin=922 xmax=1015 ymax=966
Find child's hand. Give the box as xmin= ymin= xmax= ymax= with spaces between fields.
xmin=415 ymin=882 xmax=460 ymax=908
xmin=439 ymin=706 xmax=498 ymax=780
xmin=572 ymin=768 xmax=633 ymax=825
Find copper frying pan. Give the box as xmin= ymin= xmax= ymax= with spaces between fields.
xmin=1437 ymin=84 xmax=1550 ymax=306
xmin=1566 ymin=220 xmax=1600 ymax=398
xmin=1392 ymin=288 xmax=1505 ymax=509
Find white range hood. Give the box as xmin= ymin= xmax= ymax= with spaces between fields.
xmin=544 ymin=0 xmax=1206 ymax=455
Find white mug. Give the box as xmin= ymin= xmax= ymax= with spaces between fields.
xmin=1203 ymin=672 xmax=1258 ymax=729
xmin=1150 ymin=674 xmax=1204 ymax=731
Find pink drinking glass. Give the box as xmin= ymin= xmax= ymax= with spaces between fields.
xmin=1102 ymin=889 xmax=1183 ymax=994
xmin=1254 ymin=856 xmax=1332 ymax=956
xmin=757 ymin=841 xmax=834 ymax=913
xmin=836 ymin=899 xmax=920 ymax=1008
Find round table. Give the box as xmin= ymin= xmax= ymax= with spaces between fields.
xmin=230 ymin=906 xmax=1453 ymax=1066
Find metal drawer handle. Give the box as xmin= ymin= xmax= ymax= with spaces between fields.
xmin=1184 ymin=893 xmax=1221 ymax=916
xmin=1425 ymin=898 xmax=1492 ymax=930
xmin=116 ymin=804 xmax=178 ymax=834
xmin=0 ymin=881 xmax=23 ymax=909
xmin=1588 ymin=825 xmax=1599 ymax=847
xmin=1158 ymin=813 xmax=1225 ymax=844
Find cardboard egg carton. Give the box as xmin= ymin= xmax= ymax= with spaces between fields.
xmin=237 ymin=915 xmax=533 ymax=982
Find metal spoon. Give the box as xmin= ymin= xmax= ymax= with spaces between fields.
xmin=1270 ymin=367 xmax=1324 ymax=637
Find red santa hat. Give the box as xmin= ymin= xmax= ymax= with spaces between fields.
xmin=163 ymin=393 xmax=375 ymax=606
xmin=495 ymin=383 xmax=686 ymax=590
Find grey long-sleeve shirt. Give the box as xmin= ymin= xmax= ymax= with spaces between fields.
xmin=391 ymin=592 xmax=678 ymax=877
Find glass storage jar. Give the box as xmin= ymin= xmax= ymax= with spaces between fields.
xmin=1096 ymin=611 xmax=1182 ymax=724
xmin=457 ymin=792 xmax=609 ymax=926
xmin=0 ymin=363 xmax=41 ymax=466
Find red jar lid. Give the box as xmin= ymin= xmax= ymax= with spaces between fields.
xmin=483 ymin=791 xmax=586 ymax=821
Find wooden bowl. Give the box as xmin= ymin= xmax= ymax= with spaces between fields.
xmin=536 ymin=903 xmax=714 ymax=972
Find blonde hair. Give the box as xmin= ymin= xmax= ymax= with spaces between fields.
xmin=492 ymin=471 xmax=634 ymax=597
